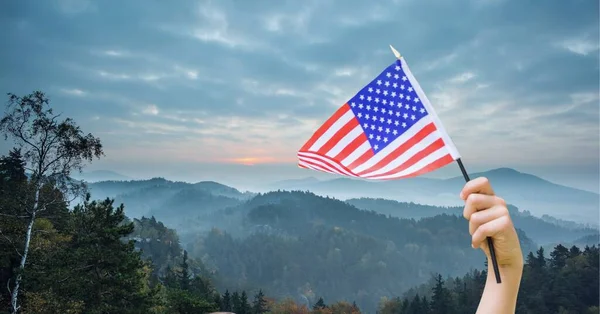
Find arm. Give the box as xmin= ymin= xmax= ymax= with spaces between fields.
xmin=460 ymin=177 xmax=524 ymax=314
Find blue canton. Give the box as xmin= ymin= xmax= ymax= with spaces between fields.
xmin=347 ymin=60 xmax=429 ymax=154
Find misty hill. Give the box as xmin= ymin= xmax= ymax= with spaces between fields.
xmin=269 ymin=167 xmax=600 ymax=225
xmin=346 ymin=198 xmax=599 ymax=246
xmin=73 ymin=170 xmax=132 ymax=182
xmin=87 ymin=178 xmax=254 ymax=222
xmin=186 ymin=190 xmax=537 ymax=312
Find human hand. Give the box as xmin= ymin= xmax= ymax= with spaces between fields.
xmin=460 ymin=177 xmax=524 ymax=270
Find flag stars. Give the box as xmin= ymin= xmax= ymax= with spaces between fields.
xmin=374 ymin=144 xmax=379 ymax=150
xmin=376 ymin=89 xmax=381 ymax=94
xmin=392 ymin=129 xmax=398 ymax=135
xmin=372 ymin=115 xmax=377 ymax=121
xmin=377 ymin=80 xmax=382 ymax=85
xmin=378 ymin=126 xmax=383 ymax=132
xmin=402 ymin=76 xmax=407 ymax=81
xmin=394 ymin=120 xmax=400 ymax=126
xmin=419 ymin=108 xmax=425 ymax=114
xmin=369 ymin=134 xmax=374 ymax=139
xmin=411 ymin=115 xmax=416 ymax=120
xmin=382 ymin=99 xmax=387 ymax=105
xmin=401 ymin=85 xmax=405 ymax=90
xmin=359 ymin=95 xmax=365 ymax=100
xmin=412 ymin=106 xmax=417 ymax=111
xmin=366 ymin=105 xmax=371 ymax=111
xmin=351 ymin=102 xmax=356 ymax=107
xmin=408 ymin=87 xmax=413 ymax=92
xmin=367 ymin=96 xmax=372 ymax=102
xmin=394 ymin=73 xmax=399 ymax=79
xmin=385 ymin=128 xmax=391 ymax=134
xmin=384 ymin=81 xmax=390 ymax=87
xmin=375 ymin=98 xmax=380 ymax=103
xmin=358 ymin=104 xmax=364 ymax=109
xmin=383 ymin=137 xmax=388 ymax=143
xmin=406 ymin=95 xmax=412 ymax=101
xmin=391 ymin=92 xmax=397 ymax=97
xmin=386 ymin=72 xmax=391 ymax=78
xmin=368 ymin=87 xmax=373 ymax=93
xmin=393 ymin=83 xmax=398 ymax=88
xmin=365 ymin=114 xmax=370 ymax=119
xmin=376 ymin=135 xmax=381 ymax=141
xmin=357 ymin=113 xmax=363 ymax=118
xmin=388 ymin=110 xmax=394 ymax=116
xmin=402 ymin=122 xmax=407 ymax=127
xmin=414 ymin=97 xmax=420 ymax=103
xmin=387 ymin=119 xmax=392 ymax=124
xmin=395 ymin=112 xmax=401 ymax=117
xmin=395 ymin=65 xmax=401 ymax=71
xmin=374 ymin=107 xmax=379 ymax=112
xmin=383 ymin=90 xmax=388 ymax=96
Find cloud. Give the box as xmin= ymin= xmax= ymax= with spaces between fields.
xmin=0 ymin=0 xmax=597 ymax=183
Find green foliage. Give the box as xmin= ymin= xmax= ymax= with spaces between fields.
xmin=378 ymin=244 xmax=599 ymax=314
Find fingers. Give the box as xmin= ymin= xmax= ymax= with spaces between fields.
xmin=471 ymin=215 xmax=512 ymax=248
xmin=463 ymin=193 xmax=507 ymax=220
xmin=460 ymin=177 xmax=495 ymax=200
xmin=468 ymin=204 xmax=509 ymax=236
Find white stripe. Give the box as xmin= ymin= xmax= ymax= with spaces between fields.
xmin=325 ymin=125 xmax=363 ymax=158
xmin=369 ymin=146 xmax=449 ymax=180
xmin=340 ymin=141 xmax=370 ymax=167
xmin=360 ymin=132 xmax=442 ymax=177
xmin=308 ymin=110 xmax=355 ymax=152
xmin=401 ymin=57 xmax=461 ymax=160
xmin=298 ymin=152 xmax=355 ymax=177
xmin=299 ymin=160 xmax=329 ymax=173
xmin=298 ymin=156 xmax=348 ymax=176
xmin=352 ymin=117 xmax=433 ymax=173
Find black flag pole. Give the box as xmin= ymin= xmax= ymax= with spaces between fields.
xmin=457 ymin=158 xmax=502 ymax=284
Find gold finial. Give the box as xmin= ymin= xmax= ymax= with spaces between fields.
xmin=389 ymin=45 xmax=402 ymax=59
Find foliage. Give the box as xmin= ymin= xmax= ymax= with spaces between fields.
xmin=378 ymin=245 xmax=599 ymax=314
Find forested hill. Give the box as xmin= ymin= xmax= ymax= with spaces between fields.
xmin=347 ymin=197 xmax=599 ymax=245
xmin=182 ymin=190 xmax=537 ymax=311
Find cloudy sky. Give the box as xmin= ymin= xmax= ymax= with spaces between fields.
xmin=0 ymin=0 xmax=598 ymax=191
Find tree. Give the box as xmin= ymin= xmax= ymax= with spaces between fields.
xmin=253 ymin=289 xmax=268 ymax=314
xmin=430 ymin=274 xmax=453 ymax=314
xmin=221 ymin=289 xmax=232 ymax=311
xmin=0 ymin=91 xmax=103 ymax=313
xmin=313 ymin=297 xmax=326 ymax=310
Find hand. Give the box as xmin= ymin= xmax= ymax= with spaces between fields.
xmin=460 ymin=177 xmax=523 ymax=270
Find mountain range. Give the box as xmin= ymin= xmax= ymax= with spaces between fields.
xmin=266 ymin=167 xmax=600 ymax=225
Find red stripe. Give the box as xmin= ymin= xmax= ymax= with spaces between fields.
xmin=346 ymin=149 xmax=374 ymax=171
xmin=365 ymin=138 xmax=446 ymax=179
xmin=300 ymin=104 xmax=350 ymax=151
xmin=356 ymin=122 xmax=437 ymax=176
xmin=298 ymin=152 xmax=357 ymax=176
xmin=388 ymin=154 xmax=454 ymax=180
xmin=299 ymin=158 xmax=340 ymax=175
xmin=317 ymin=118 xmax=359 ymax=155
xmin=333 ymin=134 xmax=368 ymax=161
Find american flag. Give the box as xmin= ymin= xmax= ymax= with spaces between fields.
xmin=298 ymin=57 xmax=461 ymax=180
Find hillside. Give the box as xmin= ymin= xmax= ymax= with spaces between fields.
xmin=185 ymin=190 xmax=538 ymax=312
xmin=268 ymin=168 xmax=600 ymax=225
xmin=346 ymin=198 xmax=599 ymax=246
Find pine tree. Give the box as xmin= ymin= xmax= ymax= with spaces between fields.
xmin=180 ymin=250 xmax=190 ymax=290
xmin=430 ymin=274 xmax=453 ymax=314
xmin=313 ymin=297 xmax=326 ymax=309
xmin=253 ymin=289 xmax=268 ymax=314
xmin=232 ymin=291 xmax=242 ymax=313
xmin=239 ymin=291 xmax=251 ymax=314
xmin=221 ymin=290 xmax=232 ymax=311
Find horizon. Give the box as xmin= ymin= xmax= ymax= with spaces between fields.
xmin=1 ymin=0 xmax=599 ymax=194
xmin=76 ymin=164 xmax=600 ymax=195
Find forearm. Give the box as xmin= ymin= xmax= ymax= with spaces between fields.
xmin=477 ymin=257 xmax=523 ymax=314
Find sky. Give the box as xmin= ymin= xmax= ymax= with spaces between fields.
xmin=0 ymin=0 xmax=598 ymax=192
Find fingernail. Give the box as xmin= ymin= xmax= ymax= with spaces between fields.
xmin=459 ymin=192 xmax=464 ymax=199
xmin=471 ymin=243 xmax=475 ymax=249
